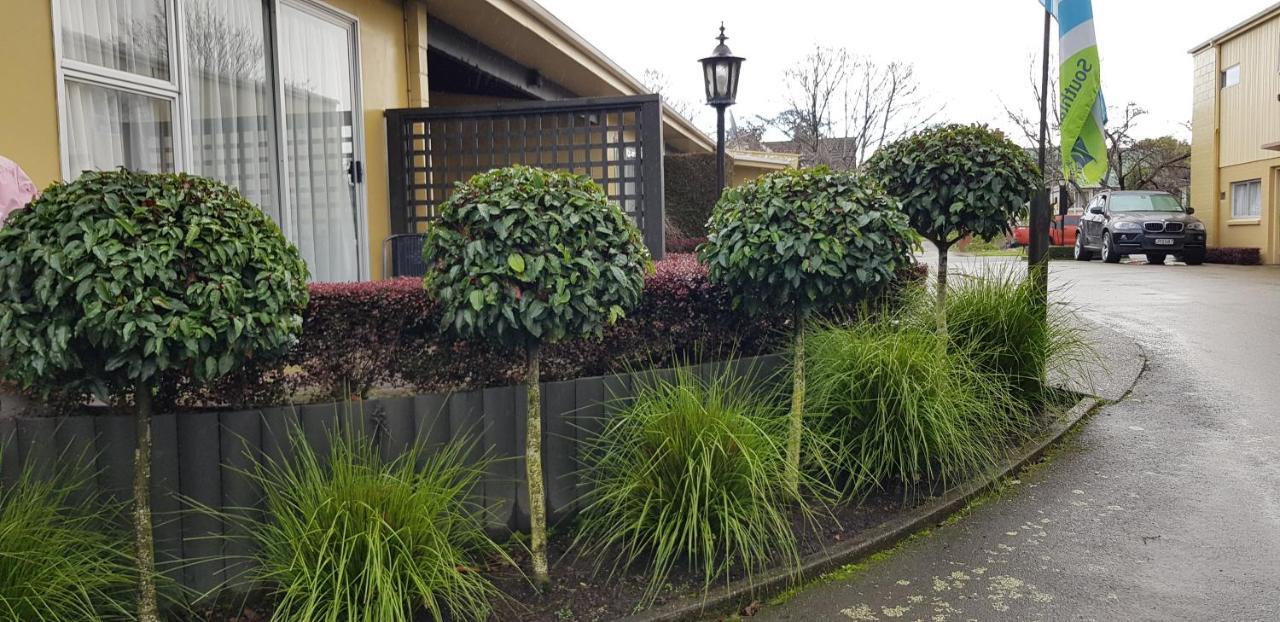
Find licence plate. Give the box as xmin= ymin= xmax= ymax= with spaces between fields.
xmin=1154 ymin=238 xmax=1175 ymax=246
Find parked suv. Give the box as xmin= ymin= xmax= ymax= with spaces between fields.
xmin=1074 ymin=191 xmax=1206 ymax=265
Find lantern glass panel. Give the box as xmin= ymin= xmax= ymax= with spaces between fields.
xmin=714 ymin=62 xmax=730 ymax=97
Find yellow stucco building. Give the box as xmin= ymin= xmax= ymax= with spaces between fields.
xmin=0 ymin=0 xmax=789 ymax=281
xmin=1190 ymin=2 xmax=1280 ymax=264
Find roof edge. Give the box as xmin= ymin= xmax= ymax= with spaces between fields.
xmin=504 ymin=0 xmax=714 ymax=152
xmin=1189 ymin=1 xmax=1280 ymax=53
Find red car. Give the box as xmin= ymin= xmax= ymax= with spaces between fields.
xmin=1012 ymin=213 xmax=1079 ymax=247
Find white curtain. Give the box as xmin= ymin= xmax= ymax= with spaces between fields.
xmin=60 ymin=0 xmax=173 ymax=175
xmin=64 ymin=82 xmax=173 ymax=176
xmin=60 ymin=0 xmax=170 ymax=80
xmin=185 ymin=0 xmax=279 ymax=220
xmin=1233 ymin=181 xmax=1260 ymax=218
xmin=279 ymin=4 xmax=360 ymax=283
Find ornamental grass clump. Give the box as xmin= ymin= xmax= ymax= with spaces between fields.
xmin=0 ymin=170 xmax=309 ymax=620
xmin=421 ymin=165 xmax=650 ymax=586
xmin=246 ymin=434 xmax=505 ymax=622
xmin=0 ymin=458 xmax=136 ymax=621
xmin=935 ymin=268 xmax=1094 ymax=418
xmin=575 ymin=366 xmax=814 ymax=602
xmin=805 ymin=321 xmax=1026 ymax=499
xmin=698 ymin=167 xmax=915 ymax=493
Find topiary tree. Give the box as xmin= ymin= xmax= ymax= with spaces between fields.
xmin=0 ymin=170 xmax=309 ymax=621
xmin=421 ymin=165 xmax=650 ymax=587
xmin=864 ymin=123 xmax=1040 ymax=324
xmin=698 ymin=167 xmax=915 ymax=493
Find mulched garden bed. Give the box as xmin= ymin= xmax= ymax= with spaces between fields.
xmin=191 ymin=490 xmax=928 ymax=622
xmin=486 ymin=489 xmax=928 ymax=622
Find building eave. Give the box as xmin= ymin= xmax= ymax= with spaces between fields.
xmin=730 ymin=149 xmax=800 ymax=170
xmin=426 ymin=0 xmax=714 ymax=154
xmin=1189 ymin=1 xmax=1280 ymax=53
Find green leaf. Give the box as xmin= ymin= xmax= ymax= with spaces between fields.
xmin=469 ymin=290 xmax=485 ymax=311
xmin=507 ymin=253 xmax=526 ymax=274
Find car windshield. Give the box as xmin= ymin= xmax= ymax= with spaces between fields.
xmin=1109 ymin=194 xmax=1184 ymax=213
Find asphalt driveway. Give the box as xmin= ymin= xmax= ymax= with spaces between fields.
xmin=749 ymin=256 xmax=1280 ymax=622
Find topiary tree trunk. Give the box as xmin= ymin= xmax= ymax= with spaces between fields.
xmin=785 ymin=309 xmax=807 ymax=496
xmin=133 ymin=381 xmax=160 ymax=622
xmin=934 ymin=238 xmax=953 ymax=335
xmin=525 ymin=342 xmax=549 ymax=588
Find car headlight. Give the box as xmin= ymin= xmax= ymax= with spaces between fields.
xmin=1113 ymin=221 xmax=1141 ymax=231
xmin=1187 ymin=221 xmax=1205 ymax=231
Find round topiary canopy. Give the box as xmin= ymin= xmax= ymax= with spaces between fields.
xmin=0 ymin=169 xmax=310 ymax=398
xmin=699 ymin=166 xmax=916 ymax=316
xmin=421 ymin=165 xmax=651 ymax=346
xmin=864 ymin=123 xmax=1041 ymax=247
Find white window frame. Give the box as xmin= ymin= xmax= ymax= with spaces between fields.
xmin=51 ymin=0 xmax=370 ymax=281
xmin=53 ymin=0 xmax=188 ymax=179
xmin=1221 ymin=64 xmax=1241 ymax=88
xmin=1231 ymin=179 xmax=1261 ymax=219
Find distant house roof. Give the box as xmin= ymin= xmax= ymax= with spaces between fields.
xmin=1189 ymin=1 xmax=1280 ymax=53
xmin=761 ymin=137 xmax=860 ymax=167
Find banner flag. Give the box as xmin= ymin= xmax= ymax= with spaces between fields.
xmin=1041 ymin=0 xmax=1108 ymax=185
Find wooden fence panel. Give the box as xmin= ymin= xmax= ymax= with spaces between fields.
xmin=482 ymin=386 xmax=518 ymax=532
xmin=543 ymin=379 xmax=577 ymax=522
xmin=55 ymin=415 xmax=97 ymax=506
xmin=377 ymin=396 xmax=416 ymax=462
xmin=0 ymin=417 xmax=17 ymax=488
xmin=178 ymin=413 xmax=224 ymax=597
xmin=220 ymin=409 xmax=263 ymax=590
xmin=151 ymin=413 xmax=184 ymax=586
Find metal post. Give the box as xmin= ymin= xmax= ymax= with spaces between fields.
xmin=1029 ymin=7 xmax=1052 ymax=308
xmin=715 ymin=105 xmax=727 ymax=193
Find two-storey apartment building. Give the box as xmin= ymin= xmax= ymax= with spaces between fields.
xmin=1190 ymin=2 xmax=1280 ymax=263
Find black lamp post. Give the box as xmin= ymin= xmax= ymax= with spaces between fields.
xmin=700 ymin=23 xmax=744 ymax=193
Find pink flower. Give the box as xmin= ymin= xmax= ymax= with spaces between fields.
xmin=0 ymin=156 xmax=37 ymax=226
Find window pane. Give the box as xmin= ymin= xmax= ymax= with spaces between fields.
xmin=60 ymin=0 xmax=171 ymax=80
xmin=64 ymin=81 xmax=174 ymax=175
xmin=185 ymin=0 xmax=279 ymax=220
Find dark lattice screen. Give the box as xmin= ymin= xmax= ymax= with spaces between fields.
xmin=385 ymin=95 xmax=665 ymax=275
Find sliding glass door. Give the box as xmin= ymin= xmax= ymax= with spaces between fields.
xmin=277 ymin=0 xmax=362 ymax=283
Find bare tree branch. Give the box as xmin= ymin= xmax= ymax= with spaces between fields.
xmin=640 ymin=68 xmax=696 ymax=120
xmin=767 ymin=46 xmax=940 ymax=170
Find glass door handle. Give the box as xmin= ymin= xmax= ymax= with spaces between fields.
xmin=346 ymin=160 xmax=364 ymax=184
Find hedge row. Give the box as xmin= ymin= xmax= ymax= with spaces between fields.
xmin=663 ymin=153 xmax=729 ymax=237
xmin=145 ymin=255 xmax=785 ymax=410
xmin=1205 ymin=247 xmax=1262 ymax=265
xmin=61 ymin=255 xmax=927 ymax=413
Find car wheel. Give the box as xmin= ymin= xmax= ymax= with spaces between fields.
xmin=1074 ymin=234 xmax=1092 ymax=261
xmin=1101 ymin=231 xmax=1121 ymax=263
xmin=1184 ymin=250 xmax=1205 ymax=266
xmin=1147 ymin=253 xmax=1167 ymax=265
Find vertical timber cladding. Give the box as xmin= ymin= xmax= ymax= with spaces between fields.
xmin=385 ymin=95 xmax=666 ymax=269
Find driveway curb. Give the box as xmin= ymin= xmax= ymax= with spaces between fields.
xmin=622 ymin=393 xmax=1115 ymax=622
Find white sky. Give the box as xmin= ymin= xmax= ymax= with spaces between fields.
xmin=538 ymin=0 xmax=1276 ymax=145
